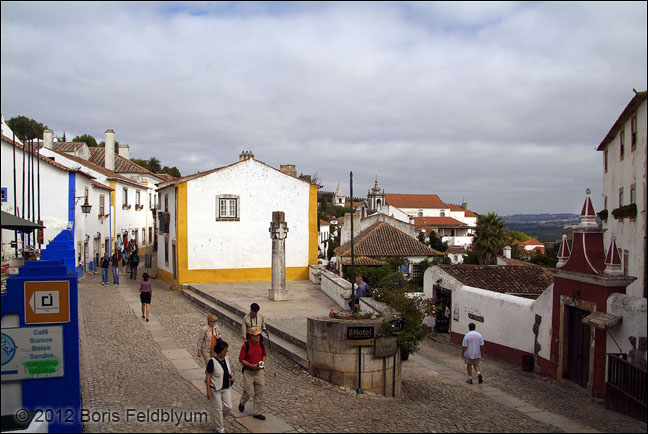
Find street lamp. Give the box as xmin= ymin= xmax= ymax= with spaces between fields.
xmin=74 ymin=196 xmax=92 ymax=214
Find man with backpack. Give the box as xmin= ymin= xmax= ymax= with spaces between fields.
xmin=237 ymin=327 xmax=267 ymax=421
xmin=129 ymin=250 xmax=139 ymax=280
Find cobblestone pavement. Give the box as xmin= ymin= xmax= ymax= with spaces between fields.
xmin=416 ymin=335 xmax=647 ymax=433
xmin=79 ymin=272 xmax=647 ymax=433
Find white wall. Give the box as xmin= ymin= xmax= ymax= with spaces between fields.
xmin=187 ymin=159 xmax=311 ymax=270
xmin=601 ymin=98 xmax=646 ymax=298
xmin=1 ymin=139 xmax=69 ymax=258
xmin=607 ymin=293 xmax=647 ymax=362
xmin=156 ymin=185 xmax=176 ymax=276
xmin=423 ymin=266 xmax=553 ymax=361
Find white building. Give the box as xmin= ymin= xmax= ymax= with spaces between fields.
xmin=597 ymin=90 xmax=646 ymax=298
xmin=155 ymin=152 xmax=319 ymax=287
xmin=1 ymin=124 xmax=113 ymax=272
xmin=319 ymin=219 xmax=330 ymax=259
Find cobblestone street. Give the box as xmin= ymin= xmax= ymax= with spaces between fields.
xmin=78 ymin=272 xmax=647 ymax=433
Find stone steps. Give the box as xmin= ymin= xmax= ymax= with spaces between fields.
xmin=181 ymin=285 xmax=310 ymax=370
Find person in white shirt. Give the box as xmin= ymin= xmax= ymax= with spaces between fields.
xmin=461 ymin=323 xmax=484 ymax=384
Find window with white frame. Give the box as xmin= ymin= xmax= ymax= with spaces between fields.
xmin=216 ymin=195 xmax=240 ymax=221
xmin=99 ymin=195 xmax=105 ymax=215
xmin=136 ymin=190 xmax=141 ymax=206
xmin=123 ymin=187 xmax=128 ymax=206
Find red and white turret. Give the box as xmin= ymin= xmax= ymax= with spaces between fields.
xmin=604 ymin=236 xmax=623 ymax=276
xmin=556 ymin=234 xmax=571 ymax=268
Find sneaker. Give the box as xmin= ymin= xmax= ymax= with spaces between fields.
xmin=146 ymin=318 xmax=149 ymax=322
xmin=253 ymin=414 xmax=266 ymax=421
xmin=466 ymin=378 xmax=473 ymax=384
xmin=142 ymin=316 xmax=145 ymax=319
xmin=478 ymin=374 xmax=483 ymax=384
xmin=238 ymin=403 xmax=245 ymax=413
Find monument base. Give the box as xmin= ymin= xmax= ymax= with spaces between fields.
xmin=268 ymin=288 xmax=289 ymax=301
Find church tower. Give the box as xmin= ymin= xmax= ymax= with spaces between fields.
xmin=333 ymin=182 xmax=346 ymax=207
xmin=367 ymin=177 xmax=385 ymax=211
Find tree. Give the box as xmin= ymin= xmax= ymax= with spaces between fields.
xmin=160 ymin=166 xmax=181 ymax=178
xmin=472 ymin=212 xmax=507 ymax=265
xmin=6 ymin=116 xmax=48 ymax=140
xmin=427 ymin=231 xmax=448 ymax=253
xmin=130 ymin=158 xmax=150 ymax=171
xmin=147 ymin=157 xmax=162 ymax=173
xmin=72 ymin=134 xmax=98 ymax=147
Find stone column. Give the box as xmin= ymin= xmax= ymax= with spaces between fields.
xmin=269 ymin=211 xmax=289 ymax=301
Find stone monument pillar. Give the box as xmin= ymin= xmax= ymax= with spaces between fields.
xmin=269 ymin=211 xmax=289 ymax=301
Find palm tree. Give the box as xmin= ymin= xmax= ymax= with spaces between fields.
xmin=147 ymin=157 xmax=162 ymax=173
xmin=472 ymin=212 xmax=507 ymax=265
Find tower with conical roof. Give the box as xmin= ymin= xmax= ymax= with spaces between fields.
xmin=333 ymin=182 xmax=346 ymax=207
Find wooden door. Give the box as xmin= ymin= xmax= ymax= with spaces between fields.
xmin=567 ymin=306 xmax=591 ymax=388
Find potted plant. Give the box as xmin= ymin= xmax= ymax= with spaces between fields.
xmin=611 ymin=203 xmax=637 ymax=220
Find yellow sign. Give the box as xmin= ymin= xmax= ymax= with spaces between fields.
xmin=24 ymin=281 xmax=70 ymax=324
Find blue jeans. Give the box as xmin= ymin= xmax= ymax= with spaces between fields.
xmin=101 ymin=268 xmax=108 ymax=284
xmin=112 ymin=267 xmax=119 ymax=284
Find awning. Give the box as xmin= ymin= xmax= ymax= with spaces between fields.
xmin=582 ymin=311 xmax=622 ymax=330
xmin=1 ymin=211 xmax=44 ymax=233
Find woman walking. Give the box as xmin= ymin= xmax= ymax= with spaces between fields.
xmin=198 ymin=314 xmax=222 ymax=365
xmin=206 ymin=340 xmax=234 ymax=434
xmin=139 ymin=272 xmax=152 ymax=321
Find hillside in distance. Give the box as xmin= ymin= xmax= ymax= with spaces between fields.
xmin=501 ymin=214 xmax=581 ymax=242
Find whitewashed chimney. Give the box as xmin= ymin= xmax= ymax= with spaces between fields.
xmin=43 ymin=129 xmax=54 ymax=149
xmin=118 ymin=144 xmax=130 ymax=160
xmin=104 ymin=129 xmax=115 ymax=171
xmin=503 ymin=246 xmax=512 ymax=259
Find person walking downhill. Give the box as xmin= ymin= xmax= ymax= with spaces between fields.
xmin=206 ymin=340 xmax=234 ymax=434
xmin=198 ymin=314 xmax=223 ymax=365
xmin=139 ymin=272 xmax=152 ymax=322
xmin=238 ymin=327 xmax=267 ymax=421
xmin=462 ymin=323 xmax=485 ymax=384
xmin=129 ymin=250 xmax=139 ymax=280
xmin=111 ymin=250 xmax=120 ymax=285
xmin=100 ymin=252 xmax=110 ymax=285
xmin=241 ymin=303 xmax=268 ymax=342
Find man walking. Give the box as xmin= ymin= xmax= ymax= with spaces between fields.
xmin=111 ymin=251 xmax=120 ymax=284
xmin=238 ymin=327 xmax=267 ymax=420
xmin=462 ymin=323 xmax=484 ymax=384
xmin=242 ymin=303 xmax=268 ymax=341
xmin=100 ymin=252 xmax=110 ymax=285
xmin=348 ymin=276 xmax=367 ymax=311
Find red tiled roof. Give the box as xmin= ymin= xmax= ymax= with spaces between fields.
xmin=438 ymin=264 xmax=553 ymax=296
xmin=413 ymin=217 xmax=467 ymax=228
xmin=335 ymin=222 xmax=443 ymax=257
xmin=513 ymin=238 xmax=543 ymax=246
xmin=385 ymin=194 xmax=448 ymax=209
xmin=88 ymin=147 xmax=161 ymax=177
xmin=52 ymin=142 xmax=87 ymax=153
xmin=91 ymin=180 xmax=113 ymax=191
xmin=341 ymin=257 xmax=388 ymax=266
xmin=597 ymin=91 xmax=647 ymax=151
xmin=50 ymin=149 xmax=144 ymax=187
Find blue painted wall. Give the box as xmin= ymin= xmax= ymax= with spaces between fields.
xmin=1 ymin=253 xmax=82 ymax=433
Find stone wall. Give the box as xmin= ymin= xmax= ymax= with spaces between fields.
xmin=307 ymin=317 xmax=402 ymax=397
xmin=319 ymin=268 xmax=352 ymax=310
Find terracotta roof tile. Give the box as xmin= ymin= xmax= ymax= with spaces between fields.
xmin=52 ymin=142 xmax=87 ymax=152
xmin=335 ymin=222 xmax=443 ymax=257
xmin=385 ymin=194 xmax=448 ymax=209
xmin=2 ymin=136 xmax=72 ymax=172
xmin=438 ymin=264 xmax=552 ymax=296
xmin=50 ymin=150 xmax=144 ymax=187
xmin=341 ymin=257 xmax=388 ymax=266
xmin=413 ymin=217 xmax=467 ymax=228
xmin=88 ymin=147 xmax=161 ymax=176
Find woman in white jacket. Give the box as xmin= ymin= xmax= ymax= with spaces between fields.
xmin=206 ymin=340 xmax=234 ymax=434
xmin=197 ymin=314 xmax=222 ymax=365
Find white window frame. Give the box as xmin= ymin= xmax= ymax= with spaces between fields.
xmin=216 ymin=195 xmax=240 ymax=221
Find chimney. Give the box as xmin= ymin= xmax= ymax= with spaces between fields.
xmin=43 ymin=129 xmax=54 ymax=149
xmin=239 ymin=150 xmax=254 ymax=161
xmin=461 ymin=202 xmax=468 ymax=210
xmin=280 ymin=164 xmax=297 ymax=177
xmin=118 ymin=144 xmax=130 ymax=160
xmin=503 ymin=245 xmax=512 ymax=259
xmin=104 ymin=129 xmax=115 ymax=171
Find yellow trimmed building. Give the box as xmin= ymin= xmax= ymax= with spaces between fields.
xmin=155 ymin=152 xmax=319 ymax=287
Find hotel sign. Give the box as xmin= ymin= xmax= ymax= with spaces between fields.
xmin=346 ymin=326 xmax=374 ymax=346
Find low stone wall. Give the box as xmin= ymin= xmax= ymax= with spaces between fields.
xmin=319 ymin=268 xmax=352 ymax=310
xmin=307 ymin=317 xmax=402 ymax=397
xmin=309 ymin=264 xmax=322 ymax=284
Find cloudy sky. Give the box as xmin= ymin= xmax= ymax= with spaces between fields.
xmin=1 ymin=1 xmax=646 ymax=215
